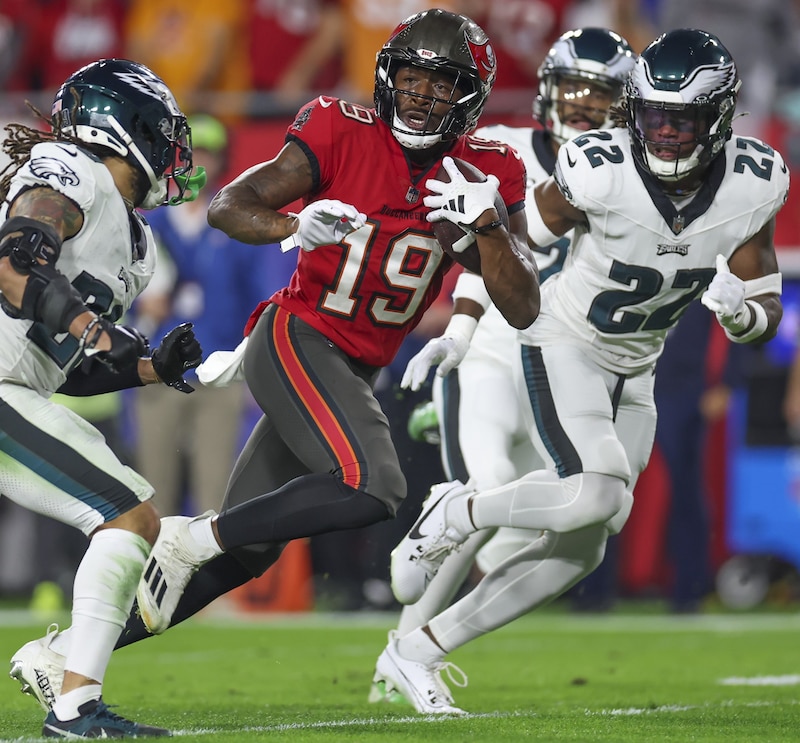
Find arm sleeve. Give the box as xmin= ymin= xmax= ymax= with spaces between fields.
xmin=57 ymin=359 xmax=145 ymax=396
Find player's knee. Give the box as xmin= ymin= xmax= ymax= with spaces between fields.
xmin=569 ymin=472 xmax=627 ymax=528
xmin=105 ymin=501 xmax=161 ymax=545
xmin=605 ymin=490 xmax=633 ymax=535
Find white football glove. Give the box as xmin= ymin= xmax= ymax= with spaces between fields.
xmin=400 ymin=314 xmax=478 ymax=391
xmin=280 ymin=199 xmax=366 ymax=252
xmin=424 ymin=156 xmax=500 ymax=228
xmin=700 ymin=254 xmax=751 ymax=332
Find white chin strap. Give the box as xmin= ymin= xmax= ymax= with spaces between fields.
xmin=644 ymin=143 xmax=703 ymax=182
xmin=391 ymin=112 xmax=443 ymax=150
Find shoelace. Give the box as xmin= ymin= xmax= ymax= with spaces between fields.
xmin=92 ymin=701 xmax=137 ymax=729
xmin=417 ymin=529 xmax=463 ymax=563
xmin=432 ymin=661 xmax=468 ymax=703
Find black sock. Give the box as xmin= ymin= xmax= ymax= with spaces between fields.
xmin=115 ymin=554 xmax=254 ymax=649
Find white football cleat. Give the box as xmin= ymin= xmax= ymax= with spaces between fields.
xmin=137 ymin=511 xmax=219 ymax=634
xmin=374 ymin=633 xmax=467 ymax=715
xmin=9 ymin=623 xmax=65 ymax=711
xmin=391 ymin=480 xmax=472 ymax=605
xmin=368 ymin=631 xmax=411 ymax=706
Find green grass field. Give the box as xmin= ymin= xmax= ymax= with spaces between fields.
xmin=1 ymin=606 xmax=798 ymax=742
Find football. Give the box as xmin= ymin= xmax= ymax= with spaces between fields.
xmin=429 ymin=157 xmax=509 ymax=276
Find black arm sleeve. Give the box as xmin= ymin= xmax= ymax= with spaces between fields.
xmin=57 ymin=359 xmax=145 ymax=396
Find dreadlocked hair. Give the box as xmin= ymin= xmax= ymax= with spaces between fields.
xmin=0 ymin=103 xmax=58 ymax=202
xmin=609 ymin=102 xmax=628 ymax=128
xmin=0 ymin=93 xmax=109 ymax=203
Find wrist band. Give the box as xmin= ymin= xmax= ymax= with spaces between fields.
xmin=79 ymin=316 xmax=102 ymax=351
xmin=471 ymin=219 xmax=504 ymax=235
xmin=725 ymin=300 xmax=769 ymax=343
xmin=527 ymin=203 xmax=561 ymax=247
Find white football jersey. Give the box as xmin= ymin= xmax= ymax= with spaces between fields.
xmin=464 ymin=126 xmax=571 ymax=366
xmin=0 ymin=142 xmax=157 ymax=395
xmin=523 ymin=127 xmax=790 ymax=374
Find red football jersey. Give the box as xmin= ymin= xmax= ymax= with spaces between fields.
xmin=269 ymin=96 xmax=527 ymax=367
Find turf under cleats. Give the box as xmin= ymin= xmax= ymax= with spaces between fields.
xmin=374 ymin=634 xmax=467 ymax=715
xmin=9 ymin=623 xmax=65 ymax=711
xmin=390 ymin=480 xmax=472 ymax=605
xmin=43 ymin=698 xmax=171 ymax=738
xmin=136 ymin=511 xmax=218 ymax=635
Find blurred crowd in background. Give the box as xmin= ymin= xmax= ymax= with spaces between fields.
xmin=2 ymin=0 xmax=800 ymax=615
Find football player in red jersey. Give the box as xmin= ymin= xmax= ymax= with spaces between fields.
xmin=7 ymin=11 xmax=537 ymax=685
xmin=129 ymin=5 xmax=537 ymax=637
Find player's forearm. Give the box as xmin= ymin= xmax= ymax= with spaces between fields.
xmin=477 ymin=231 xmax=539 ymax=329
xmin=208 ymin=188 xmax=297 ymax=245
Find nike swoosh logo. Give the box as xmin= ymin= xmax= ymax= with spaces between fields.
xmin=566 ymin=152 xmax=577 ymax=168
xmin=318 ymin=96 xmax=333 ymax=108
xmin=56 ymin=144 xmax=78 ymax=157
xmin=409 ymin=492 xmax=447 ymax=540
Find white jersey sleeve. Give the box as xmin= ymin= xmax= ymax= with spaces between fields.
xmin=524 ymin=127 xmax=790 ymax=374
xmin=0 ymin=142 xmax=157 ymax=395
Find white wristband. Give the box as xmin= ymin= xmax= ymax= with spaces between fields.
xmin=452 ymin=271 xmax=492 ymax=311
xmin=724 ymin=300 xmax=769 ymax=343
xmin=527 ymin=203 xmax=561 ymax=247
xmin=444 ymin=313 xmax=479 ymax=343
xmin=279 ymin=233 xmax=299 ymax=252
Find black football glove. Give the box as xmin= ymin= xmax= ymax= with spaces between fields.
xmin=151 ymin=322 xmax=203 ymax=394
xmin=84 ymin=318 xmax=150 ymax=373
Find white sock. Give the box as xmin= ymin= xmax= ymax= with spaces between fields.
xmin=396 ymin=627 xmax=445 ymax=665
xmin=52 ymin=684 xmax=101 ymax=722
xmin=444 ymin=495 xmax=475 ymax=539
xmin=65 ymin=529 xmax=150 ymax=684
xmin=187 ymin=515 xmax=224 ymax=558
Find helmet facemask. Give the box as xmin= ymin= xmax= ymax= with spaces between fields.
xmin=377 ymin=56 xmax=480 ymax=150
xmin=534 ymin=28 xmax=636 ymax=144
xmin=538 ymin=72 xmax=624 ymax=144
xmin=374 ymin=10 xmax=495 ymax=151
xmin=629 ymin=97 xmax=736 ymax=182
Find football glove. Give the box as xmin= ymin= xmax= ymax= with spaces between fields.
xmin=84 ymin=319 xmax=149 ymax=373
xmin=424 ymin=156 xmax=500 ymax=228
xmin=151 ymin=322 xmax=203 ymax=393
xmin=701 ymin=254 xmax=751 ymax=332
xmin=400 ymin=314 xmax=478 ymax=391
xmin=280 ymin=199 xmax=367 ymax=252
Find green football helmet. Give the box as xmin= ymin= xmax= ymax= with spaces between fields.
xmin=535 ymin=27 xmax=636 ymax=144
xmin=626 ymin=28 xmax=741 ymax=182
xmin=51 ymin=59 xmax=193 ymax=209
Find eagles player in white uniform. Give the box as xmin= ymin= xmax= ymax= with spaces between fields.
xmin=1 ymin=59 xmax=204 ymax=738
xmin=370 ymin=28 xmax=636 ymax=712
xmin=384 ymin=29 xmax=787 ymax=713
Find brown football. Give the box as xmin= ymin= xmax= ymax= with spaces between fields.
xmin=430 ymin=157 xmax=509 ymax=276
